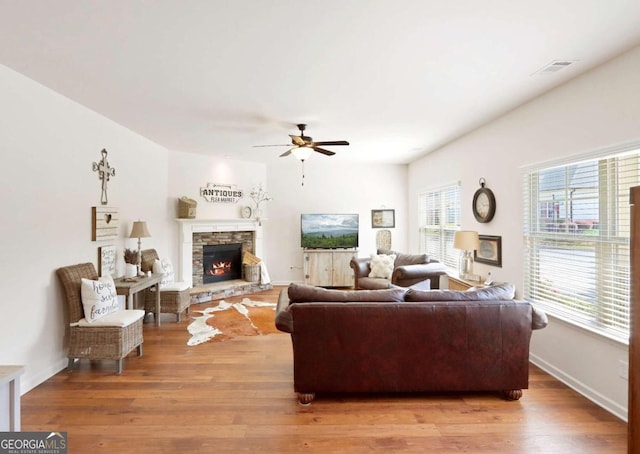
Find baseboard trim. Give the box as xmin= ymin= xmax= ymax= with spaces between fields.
xmin=272 ymin=280 xmax=304 ymax=286
xmin=530 ymin=353 xmax=627 ymax=422
xmin=21 ymin=357 xmax=67 ymax=395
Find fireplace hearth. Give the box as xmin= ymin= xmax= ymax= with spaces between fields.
xmin=202 ymin=243 xmax=242 ymax=284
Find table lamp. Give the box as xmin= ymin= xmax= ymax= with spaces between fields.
xmin=129 ymin=221 xmax=151 ymax=275
xmin=454 ymin=230 xmax=480 ymax=280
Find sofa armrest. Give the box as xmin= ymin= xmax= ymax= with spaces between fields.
xmin=350 ymin=257 xmax=372 ymax=290
xmin=392 ymin=263 xmax=448 ymax=288
xmin=275 ymin=289 xmax=293 ymax=333
xmin=531 ymin=304 xmax=548 ymax=330
xmin=350 ymin=257 xmax=370 ymax=277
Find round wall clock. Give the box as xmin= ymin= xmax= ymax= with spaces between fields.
xmin=241 ymin=206 xmax=253 ymax=219
xmin=472 ymin=178 xmax=496 ymax=223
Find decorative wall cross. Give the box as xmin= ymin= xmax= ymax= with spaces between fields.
xmin=92 ymin=148 xmax=116 ymax=205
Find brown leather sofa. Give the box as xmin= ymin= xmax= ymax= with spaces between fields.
xmin=350 ymin=249 xmax=448 ymax=289
xmin=275 ymin=283 xmax=547 ymax=405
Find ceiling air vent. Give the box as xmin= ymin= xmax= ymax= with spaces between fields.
xmin=532 ymin=60 xmax=578 ymax=75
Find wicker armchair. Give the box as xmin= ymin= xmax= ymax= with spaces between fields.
xmin=56 ymin=263 xmax=144 ymax=374
xmin=140 ymin=249 xmax=191 ymax=322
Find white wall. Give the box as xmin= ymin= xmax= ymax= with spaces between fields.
xmin=166 ymin=150 xmax=267 ymax=264
xmin=0 ymin=64 xmax=169 ymax=393
xmin=408 ymin=45 xmax=640 ymax=420
xmin=166 ymin=151 xmax=408 ymax=285
xmin=264 ymin=157 xmax=408 ymax=284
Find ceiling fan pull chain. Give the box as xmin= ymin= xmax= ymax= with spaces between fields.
xmin=301 ymin=160 xmax=305 ymax=186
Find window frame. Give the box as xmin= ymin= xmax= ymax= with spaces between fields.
xmin=418 ymin=182 xmax=461 ymax=269
xmin=522 ymin=142 xmax=639 ymax=344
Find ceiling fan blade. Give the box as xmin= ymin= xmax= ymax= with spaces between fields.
xmin=313 ymin=147 xmax=336 ymax=156
xmin=289 ymin=135 xmax=306 ymax=146
xmin=279 ymin=149 xmax=293 ymax=157
xmin=313 ymin=140 xmax=349 ymax=146
xmin=252 ymin=144 xmax=290 ymax=147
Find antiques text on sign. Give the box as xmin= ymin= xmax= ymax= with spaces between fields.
xmin=200 ymin=183 xmax=243 ymax=203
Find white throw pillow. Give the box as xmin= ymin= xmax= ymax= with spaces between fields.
xmin=153 ymin=258 xmax=175 ymax=288
xmin=368 ymin=254 xmax=396 ymax=279
xmin=80 ymin=275 xmax=120 ymax=323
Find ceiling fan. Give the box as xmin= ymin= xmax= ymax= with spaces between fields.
xmin=254 ymin=123 xmax=349 ymax=160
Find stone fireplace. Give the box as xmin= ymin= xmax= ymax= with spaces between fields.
xmin=177 ymin=219 xmax=264 ymax=289
xmin=192 ymin=232 xmax=253 ymax=287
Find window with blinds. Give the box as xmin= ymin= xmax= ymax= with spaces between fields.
xmin=419 ymin=183 xmax=461 ymax=268
xmin=523 ymin=145 xmax=640 ymax=341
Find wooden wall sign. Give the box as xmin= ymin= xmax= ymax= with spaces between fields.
xmin=200 ymin=183 xmax=243 ymax=203
xmin=91 ymin=206 xmax=119 ymax=241
xmin=98 ymin=245 xmax=117 ymax=277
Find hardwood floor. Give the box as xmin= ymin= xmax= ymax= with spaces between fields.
xmin=22 ymin=286 xmax=627 ymax=453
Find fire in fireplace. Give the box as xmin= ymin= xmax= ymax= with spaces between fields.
xmin=203 ymin=243 xmax=242 ymax=284
xmin=208 ymin=261 xmax=231 ymax=276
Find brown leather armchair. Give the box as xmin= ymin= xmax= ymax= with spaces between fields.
xmin=350 ymin=249 xmax=448 ymax=289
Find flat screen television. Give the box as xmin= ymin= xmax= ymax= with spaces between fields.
xmin=301 ymin=213 xmax=359 ymax=249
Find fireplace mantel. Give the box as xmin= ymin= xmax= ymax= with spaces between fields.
xmin=176 ymin=218 xmax=263 ymax=283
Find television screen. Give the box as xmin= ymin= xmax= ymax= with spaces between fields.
xmin=301 ymin=214 xmax=359 ymax=249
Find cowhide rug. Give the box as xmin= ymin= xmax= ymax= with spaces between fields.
xmin=187 ymin=298 xmax=278 ymax=346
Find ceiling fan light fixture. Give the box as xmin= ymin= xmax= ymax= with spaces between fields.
xmin=254 ymin=123 xmax=348 ymax=162
xmin=292 ymin=147 xmax=312 ymax=161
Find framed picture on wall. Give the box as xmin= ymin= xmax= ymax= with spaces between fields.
xmin=371 ymin=209 xmax=395 ymax=228
xmin=474 ymin=235 xmax=502 ymax=267
xmin=98 ymin=245 xmax=117 ymax=277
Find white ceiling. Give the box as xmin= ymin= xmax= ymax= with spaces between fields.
xmin=2 ymin=1 xmax=640 ymax=164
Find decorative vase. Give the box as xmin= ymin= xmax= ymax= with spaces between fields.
xmin=124 ymin=263 xmax=137 ymax=279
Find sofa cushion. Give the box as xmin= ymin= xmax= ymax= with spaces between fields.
xmin=288 ymin=283 xmax=406 ymax=303
xmin=357 ymin=277 xmax=392 ymax=290
xmin=149 ymin=281 xmax=191 ymax=292
xmin=378 ymin=249 xmax=429 ymax=266
xmin=75 ymin=309 xmax=145 ymax=328
xmin=405 ymin=283 xmax=516 ymax=302
xmin=368 ymin=253 xmax=396 ymax=279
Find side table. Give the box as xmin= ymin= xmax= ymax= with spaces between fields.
xmin=446 ymin=273 xmax=487 ymax=291
xmin=114 ymin=274 xmax=163 ymax=326
xmin=0 ymin=365 xmax=24 ymax=431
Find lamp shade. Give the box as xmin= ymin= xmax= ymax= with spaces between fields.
xmin=292 ymin=146 xmax=312 ymax=161
xmin=129 ymin=221 xmax=151 ymax=239
xmin=454 ymin=230 xmax=479 ymax=251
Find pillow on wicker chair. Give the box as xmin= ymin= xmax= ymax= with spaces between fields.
xmin=80 ymin=275 xmax=120 ymax=323
xmin=153 ymin=258 xmax=175 ymax=288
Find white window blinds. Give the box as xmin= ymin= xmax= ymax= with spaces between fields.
xmin=523 ymin=145 xmax=640 ymax=341
xmin=419 ymin=183 xmax=461 ymax=268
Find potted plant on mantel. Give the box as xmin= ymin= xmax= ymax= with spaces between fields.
xmin=123 ymin=248 xmax=138 ymax=279
xmin=249 ymin=184 xmax=272 ymax=226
